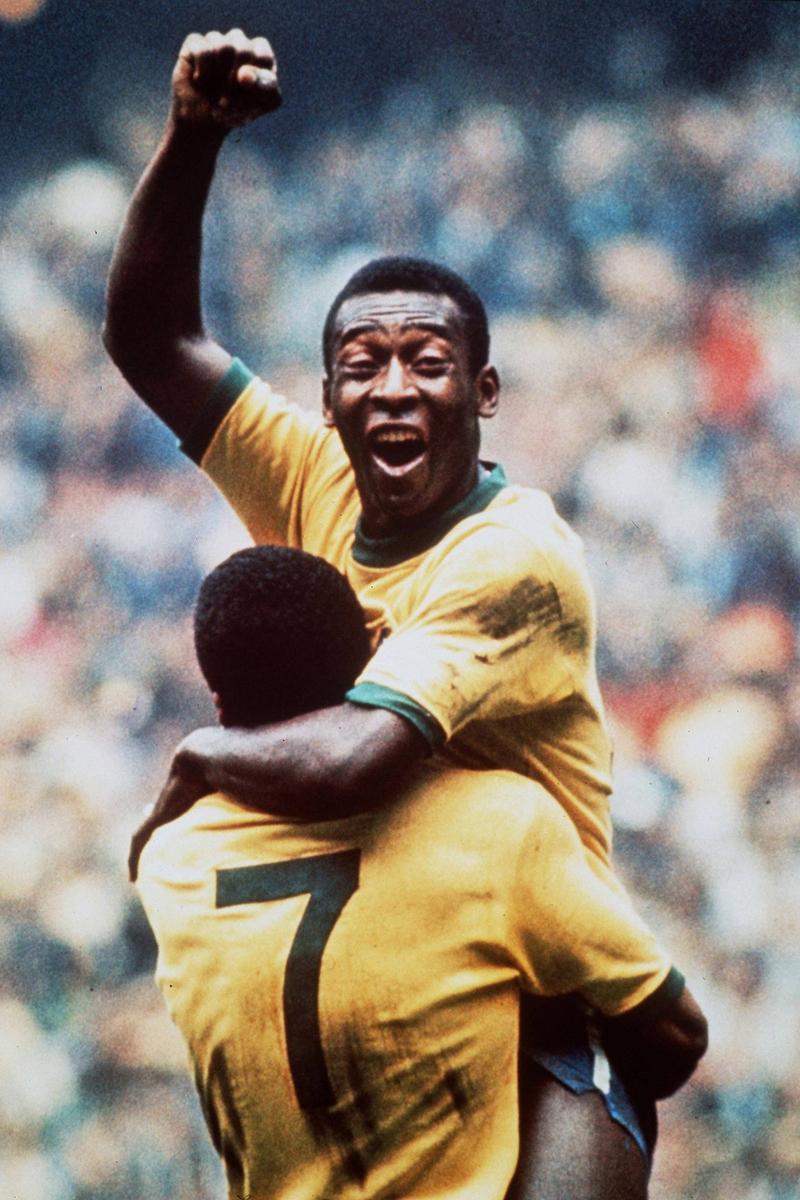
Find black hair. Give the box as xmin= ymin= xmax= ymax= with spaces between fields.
xmin=194 ymin=545 xmax=371 ymax=728
xmin=322 ymin=256 xmax=490 ymax=376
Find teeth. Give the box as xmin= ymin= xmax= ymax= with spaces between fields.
xmin=370 ymin=427 xmax=426 ymax=468
xmin=374 ymin=430 xmax=421 ymax=443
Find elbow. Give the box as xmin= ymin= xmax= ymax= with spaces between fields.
xmin=101 ymin=309 xmax=183 ymax=413
xmin=102 ymin=281 xmax=169 ymax=389
xmin=667 ymin=989 xmax=709 ymax=1095
xmin=322 ymin=713 xmax=428 ymax=816
xmin=304 ymin=738 xmax=417 ymax=819
xmin=101 ymin=316 xmax=123 ymax=370
xmin=311 ymin=750 xmax=383 ymax=817
xmin=101 ymin=313 xmax=117 ymax=362
xmin=101 ymin=311 xmax=137 ymax=380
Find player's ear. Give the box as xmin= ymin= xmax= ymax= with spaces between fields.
xmin=322 ymin=375 xmax=335 ymax=427
xmin=476 ymin=365 xmax=499 ymax=419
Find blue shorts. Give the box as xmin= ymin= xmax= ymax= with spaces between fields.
xmin=519 ymin=993 xmax=657 ymax=1168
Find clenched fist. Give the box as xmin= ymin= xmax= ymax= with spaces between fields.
xmin=171 ymin=28 xmax=281 ymax=131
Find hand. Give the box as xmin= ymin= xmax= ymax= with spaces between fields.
xmin=171 ymin=28 xmax=282 ymax=132
xmin=128 ymin=757 xmax=208 ymax=882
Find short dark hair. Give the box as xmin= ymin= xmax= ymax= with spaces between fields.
xmin=322 ymin=256 xmax=490 ymax=376
xmin=194 ymin=546 xmax=371 ymax=728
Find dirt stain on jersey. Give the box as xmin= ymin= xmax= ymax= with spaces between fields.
xmin=195 ymin=1047 xmax=246 ymax=1193
xmin=307 ymin=1038 xmax=377 ymax=1188
xmin=309 ymin=1104 xmax=369 ymax=1189
xmin=465 ymin=578 xmax=588 ymax=656
xmin=555 ymin=618 xmax=589 ymax=653
xmin=443 ymin=1068 xmax=470 ymax=1120
xmin=463 ymin=578 xmax=561 ymax=640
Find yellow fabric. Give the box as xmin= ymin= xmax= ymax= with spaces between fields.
xmin=203 ymin=378 xmax=618 ymax=877
xmin=137 ymin=763 xmax=670 ymax=1200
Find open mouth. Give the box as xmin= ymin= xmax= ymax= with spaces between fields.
xmin=369 ymin=428 xmax=427 ymax=470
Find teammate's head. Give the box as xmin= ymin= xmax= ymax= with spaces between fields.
xmin=194 ymin=545 xmax=371 ymax=728
xmin=322 ymin=256 xmax=490 ymax=377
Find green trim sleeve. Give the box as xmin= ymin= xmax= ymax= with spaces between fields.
xmin=606 ymin=966 xmax=686 ymax=1031
xmin=180 ymin=358 xmax=255 ymax=464
xmin=345 ymin=683 xmax=446 ymax=751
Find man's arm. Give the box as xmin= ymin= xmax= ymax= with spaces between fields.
xmin=103 ymin=28 xmax=281 ymax=436
xmin=173 ymin=704 xmax=427 ymax=813
xmin=128 ymin=703 xmax=427 ymax=880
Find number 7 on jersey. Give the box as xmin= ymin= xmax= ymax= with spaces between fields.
xmin=216 ymin=850 xmax=360 ymax=1109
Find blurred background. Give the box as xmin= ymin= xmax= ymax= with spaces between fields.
xmin=1 ymin=0 xmax=799 ymax=1196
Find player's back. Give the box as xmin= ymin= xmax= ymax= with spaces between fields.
xmin=138 ymin=762 xmax=565 ymax=1199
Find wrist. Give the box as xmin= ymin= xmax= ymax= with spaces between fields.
xmin=164 ymin=111 xmax=229 ymax=156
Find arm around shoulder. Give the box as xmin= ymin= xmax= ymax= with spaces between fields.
xmin=175 ymin=702 xmax=429 ymax=815
xmin=129 ymin=702 xmax=428 ymax=880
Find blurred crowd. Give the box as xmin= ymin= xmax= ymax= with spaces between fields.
xmin=1 ymin=23 xmax=799 ymax=1200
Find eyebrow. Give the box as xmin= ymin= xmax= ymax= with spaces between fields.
xmin=335 ymin=318 xmax=453 ymax=352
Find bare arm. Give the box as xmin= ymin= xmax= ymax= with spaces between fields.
xmin=103 ymin=28 xmax=281 ymax=436
xmin=129 ymin=703 xmax=428 ymax=880
xmin=175 ymin=703 xmax=427 ymax=813
xmin=601 ymin=981 xmax=708 ymax=1100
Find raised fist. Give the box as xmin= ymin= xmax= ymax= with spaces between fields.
xmin=171 ymin=28 xmax=281 ymax=131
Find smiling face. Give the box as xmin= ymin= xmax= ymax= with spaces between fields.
xmin=323 ymin=291 xmax=499 ymax=537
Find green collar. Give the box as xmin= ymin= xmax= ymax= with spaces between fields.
xmin=352 ymin=463 xmax=508 ymax=567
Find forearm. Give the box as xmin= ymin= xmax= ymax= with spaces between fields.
xmin=104 ymin=29 xmax=281 ymax=433
xmin=175 ymin=703 xmax=428 ymax=819
xmin=103 ymin=120 xmax=227 ymax=399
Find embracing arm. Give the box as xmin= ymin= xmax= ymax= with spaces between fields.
xmin=103 ymin=29 xmax=281 ymax=437
xmin=128 ymin=703 xmax=427 ymax=880
xmin=175 ymin=703 xmax=427 ymax=813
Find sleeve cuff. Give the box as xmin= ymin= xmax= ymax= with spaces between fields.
xmin=345 ymin=683 xmax=446 ymax=751
xmin=606 ymin=966 xmax=686 ymax=1030
xmin=179 ymin=358 xmax=255 ymax=464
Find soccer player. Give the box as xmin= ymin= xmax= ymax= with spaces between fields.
xmin=104 ymin=28 xmax=694 ymax=1193
xmin=136 ymin=544 xmax=707 ymax=1200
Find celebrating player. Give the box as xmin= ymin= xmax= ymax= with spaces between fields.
xmin=136 ymin=544 xmax=706 ymax=1200
xmin=105 ymin=29 xmax=701 ymax=1195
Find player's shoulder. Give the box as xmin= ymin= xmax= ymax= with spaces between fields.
xmin=428 ymin=482 xmax=583 ymax=590
xmin=197 ymin=360 xmax=340 ymax=466
xmin=485 ymin=482 xmax=584 ymax=558
xmin=233 ymin=370 xmax=320 ymax=428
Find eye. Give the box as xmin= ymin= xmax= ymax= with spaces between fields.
xmin=341 ymin=356 xmax=378 ymax=378
xmin=414 ymin=354 xmax=449 ymax=374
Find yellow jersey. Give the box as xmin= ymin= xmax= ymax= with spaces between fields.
xmin=137 ymin=761 xmax=676 ymax=1200
xmin=186 ymin=362 xmax=614 ymax=873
